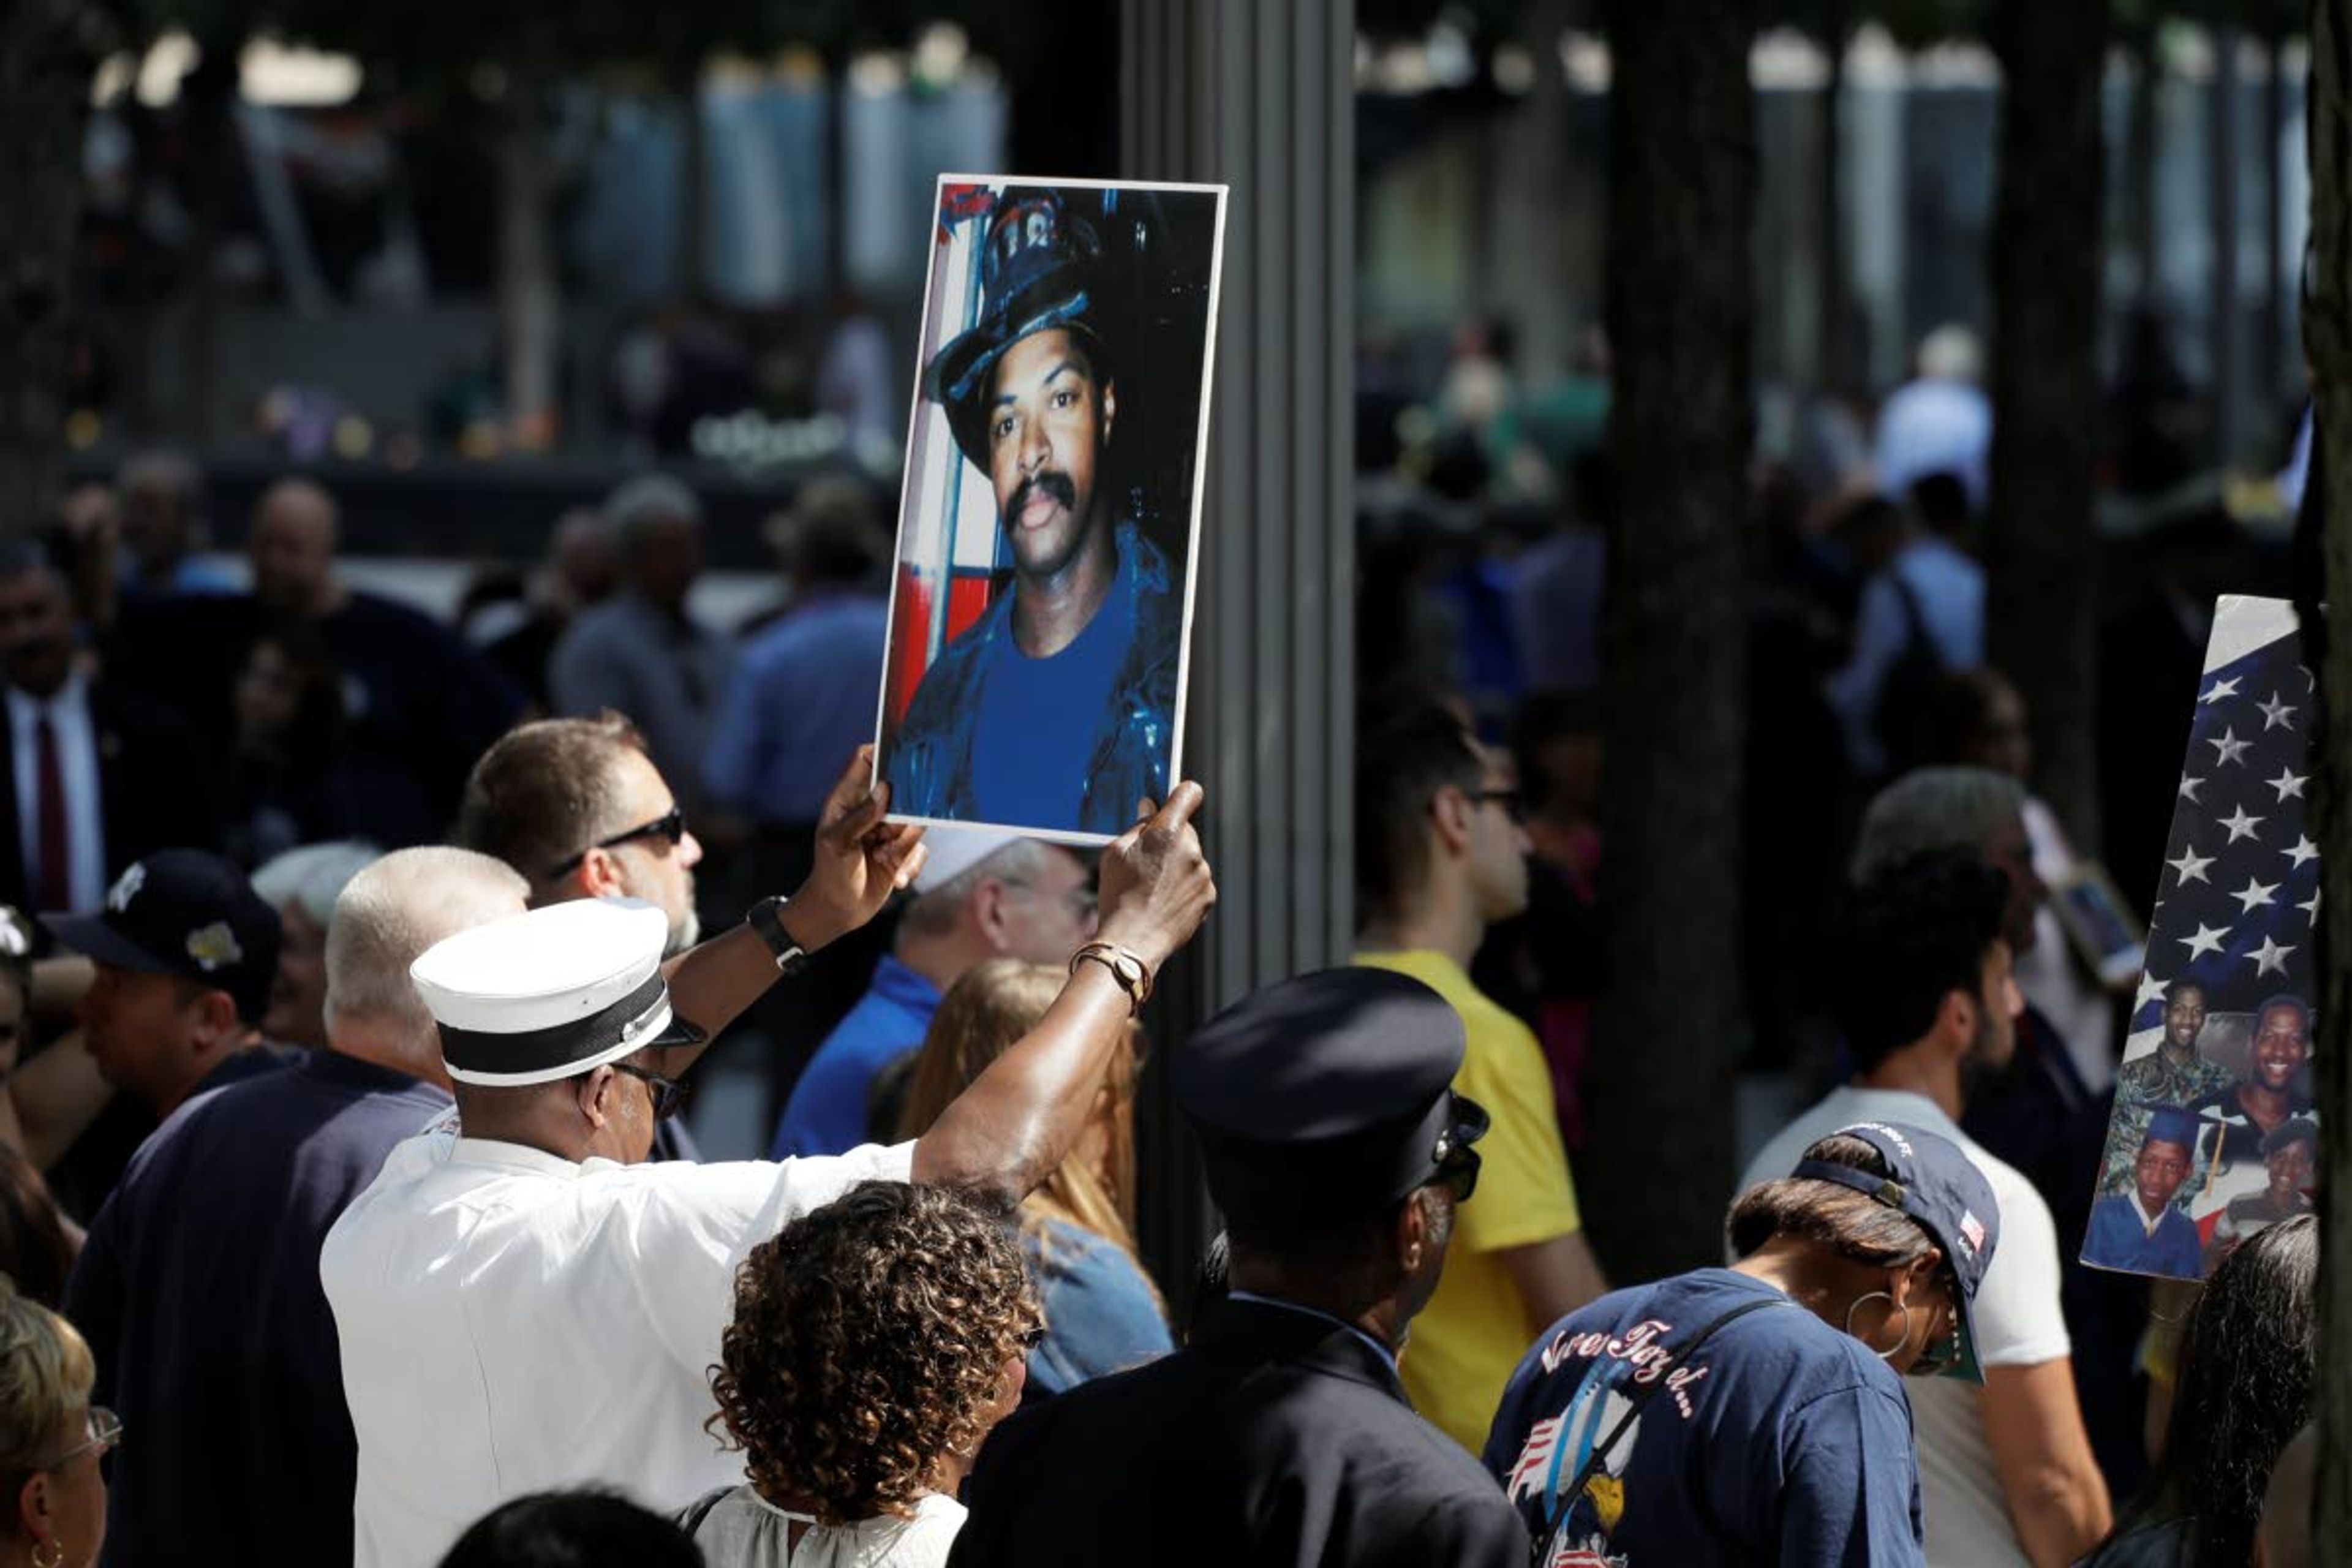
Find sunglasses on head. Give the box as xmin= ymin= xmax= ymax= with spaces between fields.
xmin=611 ymin=1060 xmax=692 ymax=1121
xmin=546 ymin=807 xmax=687 ymax=879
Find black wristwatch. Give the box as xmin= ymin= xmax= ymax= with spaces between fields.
xmin=745 ymin=896 xmax=811 ymax=974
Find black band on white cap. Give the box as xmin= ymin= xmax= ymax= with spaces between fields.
xmin=440 ymin=974 xmax=672 ymax=1085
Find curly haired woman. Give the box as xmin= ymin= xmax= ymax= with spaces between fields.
xmin=682 ymin=1180 xmax=1042 ymax=1566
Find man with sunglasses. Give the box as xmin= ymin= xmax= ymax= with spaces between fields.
xmin=460 ymin=714 xmax=707 ymax=958
xmin=325 ymin=780 xmax=1213 ymax=1568
xmin=1352 ymin=698 xmax=1608 ymax=1455
xmin=950 ymin=967 xmax=1524 ymax=1567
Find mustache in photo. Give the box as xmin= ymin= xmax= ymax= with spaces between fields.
xmin=1009 ymin=470 xmax=1077 ymax=518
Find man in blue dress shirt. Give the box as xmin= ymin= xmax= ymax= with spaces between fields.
xmin=771 ymin=829 xmax=1098 ymax=1156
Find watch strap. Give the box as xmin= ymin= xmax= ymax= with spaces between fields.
xmin=746 ymin=896 xmax=809 ymax=974
xmin=1069 ymin=941 xmax=1152 ymax=1014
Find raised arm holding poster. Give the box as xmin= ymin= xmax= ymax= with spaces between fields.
xmin=874 ymin=177 xmax=1226 ymax=843
xmin=2083 ymin=595 xmax=2321 ymax=1281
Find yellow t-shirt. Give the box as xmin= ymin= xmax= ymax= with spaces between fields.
xmin=1354 ymin=948 xmax=1583 ymax=1454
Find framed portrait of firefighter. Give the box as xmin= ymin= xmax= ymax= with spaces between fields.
xmin=873 ymin=176 xmax=1227 ymax=845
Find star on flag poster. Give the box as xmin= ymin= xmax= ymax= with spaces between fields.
xmin=2082 ymin=595 xmax=2320 ymax=1281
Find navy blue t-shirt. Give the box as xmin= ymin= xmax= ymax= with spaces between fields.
xmin=1482 ymin=1268 xmax=1925 ymax=1568
xmin=65 ymin=1049 xmax=450 ymax=1568
xmin=969 ymin=560 xmax=1135 ymax=826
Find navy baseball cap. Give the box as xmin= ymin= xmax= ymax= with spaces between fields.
xmin=1792 ymin=1120 xmax=2003 ymax=1383
xmin=42 ymin=851 xmax=282 ymax=1026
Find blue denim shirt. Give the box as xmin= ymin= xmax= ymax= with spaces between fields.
xmin=886 ymin=522 xmax=1180 ymax=835
xmin=1022 ymin=1218 xmax=1174 ymax=1398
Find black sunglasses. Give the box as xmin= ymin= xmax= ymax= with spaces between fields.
xmin=547 ymin=807 xmax=688 ymax=879
xmin=1428 ymin=1094 xmax=1490 ymax=1204
xmin=611 ymin=1060 xmax=693 ymax=1121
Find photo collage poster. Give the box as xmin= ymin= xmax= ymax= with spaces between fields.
xmin=2081 ymin=595 xmax=2319 ymax=1281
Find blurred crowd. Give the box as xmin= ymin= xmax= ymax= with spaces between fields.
xmin=0 ymin=296 xmax=2320 ymax=1568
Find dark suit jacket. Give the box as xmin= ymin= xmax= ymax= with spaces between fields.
xmin=0 ymin=681 xmax=219 ymax=911
xmin=948 ymin=1297 xmax=1526 ymax=1568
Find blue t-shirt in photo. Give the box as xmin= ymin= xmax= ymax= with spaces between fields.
xmin=968 ymin=563 xmax=1135 ymax=827
xmin=1483 ymin=1268 xmax=1925 ymax=1568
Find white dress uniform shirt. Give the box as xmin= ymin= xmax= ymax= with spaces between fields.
xmin=321 ymin=1117 xmax=914 ymax=1567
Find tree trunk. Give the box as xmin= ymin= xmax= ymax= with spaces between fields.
xmin=496 ymin=34 xmax=560 ymax=450
xmin=1815 ymin=15 xmax=1850 ymax=393
xmin=2209 ymin=23 xmax=2244 ymax=467
xmin=999 ymin=5 xmax=1119 ymax=180
xmin=1513 ymin=0 xmax=1575 ymax=382
xmin=676 ymin=60 xmax=709 ymax=306
xmin=0 ymin=0 xmax=105 ymax=533
xmin=2262 ymin=33 xmax=2288 ymax=418
xmin=179 ymin=48 xmax=239 ymax=445
xmin=1985 ymin=0 xmax=2105 ymax=848
xmin=824 ymin=47 xmax=851 ymax=295
xmin=1583 ymin=0 xmax=1755 ymax=1281
xmin=2126 ymin=23 xmax=2162 ymax=305
xmin=2303 ymin=1 xmax=2352 ymax=1549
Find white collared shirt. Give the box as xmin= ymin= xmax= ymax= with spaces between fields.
xmin=320 ymin=1117 xmax=914 ymax=1568
xmin=5 ymin=676 xmax=104 ymax=910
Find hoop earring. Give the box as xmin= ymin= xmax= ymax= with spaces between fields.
xmin=32 ymin=1539 xmax=61 ymax=1568
xmin=1844 ymin=1289 xmax=1915 ymax=1362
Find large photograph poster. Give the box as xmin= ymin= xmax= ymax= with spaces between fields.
xmin=2082 ymin=595 xmax=2320 ymax=1281
xmin=873 ymin=176 xmax=1227 ymax=845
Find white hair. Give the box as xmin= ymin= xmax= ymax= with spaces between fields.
xmin=325 ymin=848 xmax=530 ymax=1036
xmin=252 ymin=840 xmax=380 ymax=927
xmin=899 ymin=839 xmax=1060 ymax=938
xmin=1852 ymin=766 xmax=2026 ymax=881
xmin=1917 ymin=324 xmax=1983 ymax=384
xmin=604 ymin=474 xmax=702 ymax=554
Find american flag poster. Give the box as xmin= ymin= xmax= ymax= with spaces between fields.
xmin=2082 ymin=595 xmax=2319 ymax=1281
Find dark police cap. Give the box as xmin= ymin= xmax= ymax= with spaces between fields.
xmin=1174 ymin=968 xmax=1472 ymax=1227
xmin=923 ymin=186 xmax=1113 ymax=472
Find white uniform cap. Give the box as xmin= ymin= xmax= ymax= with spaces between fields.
xmin=911 ymin=827 xmax=1023 ymax=895
xmin=411 ymin=897 xmax=697 ymax=1087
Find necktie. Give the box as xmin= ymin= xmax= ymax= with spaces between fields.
xmin=34 ymin=715 xmax=69 ymax=911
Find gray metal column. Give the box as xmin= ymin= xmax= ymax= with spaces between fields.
xmin=1120 ymin=0 xmax=1357 ymax=1292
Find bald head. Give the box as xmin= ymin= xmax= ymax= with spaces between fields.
xmin=325 ymin=846 xmax=529 ymax=1085
xmin=250 ymin=478 xmax=342 ymax=616
xmin=118 ymin=450 xmax=203 ymax=578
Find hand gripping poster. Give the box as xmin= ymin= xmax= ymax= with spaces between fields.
xmin=873 ymin=177 xmax=1227 ymax=845
xmin=2081 ymin=595 xmax=2319 ymax=1281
